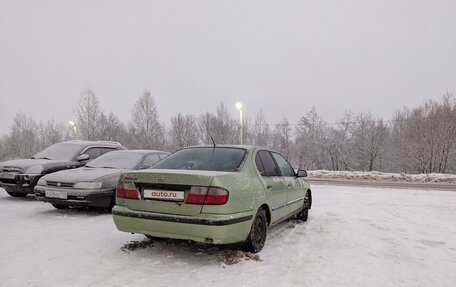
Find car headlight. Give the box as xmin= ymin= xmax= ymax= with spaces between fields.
xmin=74 ymin=182 xmax=102 ymax=189
xmin=37 ymin=178 xmax=47 ymax=186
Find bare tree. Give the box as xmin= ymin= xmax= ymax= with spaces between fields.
xmin=2 ymin=92 xmax=456 ymax=175
xmin=100 ymin=112 xmax=129 ymax=145
xmin=252 ymin=110 xmax=270 ymax=147
xmin=37 ymin=119 xmax=69 ymax=148
xmin=240 ymin=115 xmax=253 ymax=145
xmin=294 ymin=107 xmax=326 ymax=169
xmin=9 ymin=112 xmax=40 ymax=158
xmin=349 ymin=112 xmax=388 ymax=171
xmin=198 ymin=103 xmax=238 ymax=144
xmin=129 ymin=89 xmax=165 ymax=149
xmin=198 ymin=112 xmax=217 ymax=145
xmin=0 ymin=135 xmax=12 ymax=160
xmin=272 ymin=118 xmax=292 ymax=160
xmin=214 ymin=103 xmax=238 ymax=144
xmin=168 ymin=113 xmax=200 ymax=151
xmin=323 ymin=111 xmax=353 ymax=171
xmin=75 ymin=88 xmax=105 ymax=140
xmin=388 ymin=110 xmax=412 ymax=173
xmin=395 ymin=94 xmax=456 ymax=173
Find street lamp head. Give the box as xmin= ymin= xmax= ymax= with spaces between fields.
xmin=69 ymin=120 xmax=77 ymax=139
xmin=236 ymin=102 xmax=243 ymax=110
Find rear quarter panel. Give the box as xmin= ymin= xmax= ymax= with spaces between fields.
xmin=201 ymin=148 xmax=267 ymax=215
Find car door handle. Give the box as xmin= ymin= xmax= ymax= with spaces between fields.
xmin=266 ymin=185 xmax=272 ymax=189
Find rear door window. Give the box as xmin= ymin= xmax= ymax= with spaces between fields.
xmin=271 ymin=152 xmax=295 ymax=177
xmin=255 ymin=153 xmax=266 ymax=176
xmin=257 ymin=151 xmax=280 ymax=177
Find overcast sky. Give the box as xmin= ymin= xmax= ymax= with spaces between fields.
xmin=0 ymin=0 xmax=455 ymax=135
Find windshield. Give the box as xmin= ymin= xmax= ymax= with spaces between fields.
xmin=85 ymin=151 xmax=145 ymax=169
xmin=32 ymin=143 xmax=83 ymax=161
xmin=152 ymin=147 xmax=247 ymax=172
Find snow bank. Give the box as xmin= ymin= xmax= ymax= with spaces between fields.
xmin=307 ymin=170 xmax=456 ymax=184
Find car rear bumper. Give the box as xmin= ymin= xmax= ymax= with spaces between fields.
xmin=112 ymin=205 xmax=254 ymax=244
xmin=34 ymin=185 xmax=114 ymax=208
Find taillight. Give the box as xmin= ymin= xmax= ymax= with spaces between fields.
xmin=204 ymin=188 xmax=229 ymax=205
xmin=186 ymin=186 xmax=207 ymax=204
xmin=186 ymin=186 xmax=228 ymax=205
xmin=116 ymin=182 xmax=140 ymax=200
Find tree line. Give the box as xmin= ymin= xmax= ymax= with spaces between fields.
xmin=1 ymin=89 xmax=455 ymax=174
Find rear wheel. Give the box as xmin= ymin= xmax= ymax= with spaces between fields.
xmin=243 ymin=208 xmax=268 ymax=253
xmin=6 ymin=191 xmax=27 ymax=197
xmin=297 ymin=191 xmax=310 ymax=222
xmin=52 ymin=204 xmax=67 ymax=210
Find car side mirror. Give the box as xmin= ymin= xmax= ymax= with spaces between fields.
xmin=296 ymin=169 xmax=307 ymax=177
xmin=77 ymin=154 xmax=90 ymax=162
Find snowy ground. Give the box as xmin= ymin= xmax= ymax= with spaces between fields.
xmin=0 ymin=185 xmax=455 ymax=287
xmin=308 ymin=170 xmax=456 ymax=184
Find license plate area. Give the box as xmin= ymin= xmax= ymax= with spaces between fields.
xmin=45 ymin=190 xmax=68 ymax=200
xmin=143 ymin=189 xmax=185 ymax=201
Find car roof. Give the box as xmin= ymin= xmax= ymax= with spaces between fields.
xmin=59 ymin=140 xmax=125 ymax=148
xmin=107 ymin=150 xmax=168 ymax=155
xmin=182 ymin=145 xmax=285 ymax=155
xmin=185 ymin=144 xmax=258 ymax=151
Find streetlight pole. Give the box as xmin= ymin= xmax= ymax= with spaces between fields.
xmin=69 ymin=121 xmax=77 ymax=140
xmin=236 ymin=102 xmax=243 ymax=145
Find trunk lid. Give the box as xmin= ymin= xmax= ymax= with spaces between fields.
xmin=121 ymin=169 xmax=232 ymax=216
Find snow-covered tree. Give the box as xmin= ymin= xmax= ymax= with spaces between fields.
xmin=168 ymin=113 xmax=200 ymax=151
xmin=75 ymin=88 xmax=106 ymax=140
xmin=251 ymin=110 xmax=270 ymax=147
xmin=9 ymin=112 xmax=40 ymax=158
xmin=37 ymin=119 xmax=69 ymax=148
xmin=129 ymin=89 xmax=165 ymax=149
xmin=294 ymin=107 xmax=326 ymax=169
xmin=349 ymin=112 xmax=388 ymax=171
xmin=198 ymin=103 xmax=238 ymax=145
xmin=272 ymin=118 xmax=292 ymax=160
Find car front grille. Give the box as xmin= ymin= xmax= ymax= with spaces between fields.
xmin=0 ymin=178 xmax=16 ymax=184
xmin=47 ymin=181 xmax=75 ymax=188
xmin=2 ymin=167 xmax=21 ymax=173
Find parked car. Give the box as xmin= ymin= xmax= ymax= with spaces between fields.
xmin=35 ymin=150 xmax=169 ymax=210
xmin=112 ymin=145 xmax=312 ymax=253
xmin=0 ymin=140 xmax=126 ymax=197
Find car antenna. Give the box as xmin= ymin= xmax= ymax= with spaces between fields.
xmin=202 ymin=121 xmax=216 ymax=147
xmin=209 ymin=132 xmax=216 ymax=147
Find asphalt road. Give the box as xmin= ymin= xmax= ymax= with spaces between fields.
xmin=307 ymin=178 xmax=456 ymax=191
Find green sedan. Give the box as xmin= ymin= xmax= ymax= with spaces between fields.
xmin=112 ymin=145 xmax=312 ymax=253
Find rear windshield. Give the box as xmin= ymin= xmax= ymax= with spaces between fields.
xmin=152 ymin=147 xmax=247 ymax=172
xmin=85 ymin=151 xmax=146 ymax=169
xmin=32 ymin=143 xmax=83 ymax=161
